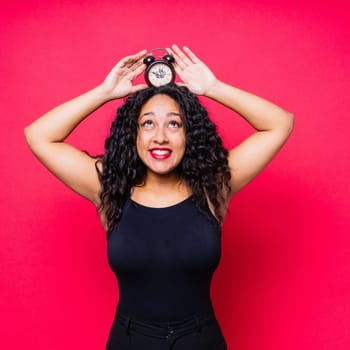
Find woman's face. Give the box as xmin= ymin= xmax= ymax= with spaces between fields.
xmin=136 ymin=94 xmax=186 ymax=177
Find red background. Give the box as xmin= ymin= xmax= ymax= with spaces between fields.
xmin=1 ymin=1 xmax=349 ymax=349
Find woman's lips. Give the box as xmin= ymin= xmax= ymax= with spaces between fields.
xmin=149 ymin=148 xmax=172 ymax=160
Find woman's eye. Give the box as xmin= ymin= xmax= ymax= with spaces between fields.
xmin=169 ymin=121 xmax=181 ymax=128
xmin=141 ymin=120 xmax=153 ymax=127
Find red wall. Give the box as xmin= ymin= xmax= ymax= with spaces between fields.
xmin=1 ymin=1 xmax=349 ymax=349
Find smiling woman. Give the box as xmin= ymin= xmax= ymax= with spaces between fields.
xmin=24 ymin=45 xmax=293 ymax=349
xmin=136 ymin=94 xmax=186 ymax=176
xmin=99 ymin=83 xmax=231 ymax=230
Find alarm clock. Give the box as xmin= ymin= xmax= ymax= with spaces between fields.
xmin=143 ymin=48 xmax=176 ymax=87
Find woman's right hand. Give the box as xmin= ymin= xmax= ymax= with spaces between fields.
xmin=101 ymin=50 xmax=148 ymax=100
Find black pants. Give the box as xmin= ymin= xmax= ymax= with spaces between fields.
xmin=106 ymin=310 xmax=227 ymax=350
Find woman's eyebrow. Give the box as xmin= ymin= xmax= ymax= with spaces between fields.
xmin=140 ymin=112 xmax=182 ymax=118
xmin=139 ymin=112 xmax=154 ymax=118
xmin=166 ymin=112 xmax=182 ymax=117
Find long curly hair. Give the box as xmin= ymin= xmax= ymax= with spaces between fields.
xmin=98 ymin=84 xmax=231 ymax=234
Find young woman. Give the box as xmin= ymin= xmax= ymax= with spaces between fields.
xmin=25 ymin=45 xmax=293 ymax=349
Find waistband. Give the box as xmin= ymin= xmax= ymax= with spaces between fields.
xmin=116 ymin=309 xmax=216 ymax=342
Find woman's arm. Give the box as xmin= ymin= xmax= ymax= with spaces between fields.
xmin=169 ymin=45 xmax=294 ymax=198
xmin=24 ymin=50 xmax=147 ymax=205
xmin=206 ymin=81 xmax=294 ymax=196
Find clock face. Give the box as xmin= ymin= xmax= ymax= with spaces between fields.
xmin=147 ymin=62 xmax=174 ymax=87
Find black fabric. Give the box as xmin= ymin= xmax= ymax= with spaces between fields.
xmin=107 ymin=196 xmax=225 ymax=348
xmin=106 ymin=308 xmax=227 ymax=350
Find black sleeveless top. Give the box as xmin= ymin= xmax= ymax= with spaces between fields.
xmin=107 ymin=196 xmax=222 ymax=322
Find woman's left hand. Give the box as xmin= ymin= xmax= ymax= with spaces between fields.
xmin=167 ymin=45 xmax=218 ymax=96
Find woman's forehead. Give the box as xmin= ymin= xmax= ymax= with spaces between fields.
xmin=139 ymin=94 xmax=181 ymax=116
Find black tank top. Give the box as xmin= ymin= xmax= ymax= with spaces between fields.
xmin=107 ymin=196 xmax=222 ymax=322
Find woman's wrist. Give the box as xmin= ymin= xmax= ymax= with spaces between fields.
xmin=204 ymin=80 xmax=228 ymax=100
xmin=93 ymin=84 xmax=118 ymax=104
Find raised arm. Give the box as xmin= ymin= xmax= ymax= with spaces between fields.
xmin=169 ymin=45 xmax=294 ymax=199
xmin=24 ymin=50 xmax=147 ymax=205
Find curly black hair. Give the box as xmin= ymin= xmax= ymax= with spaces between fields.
xmin=98 ymin=84 xmax=231 ymax=234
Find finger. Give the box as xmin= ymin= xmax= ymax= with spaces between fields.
xmin=127 ymin=49 xmax=148 ymax=61
xmin=130 ymin=83 xmax=148 ymax=94
xmin=108 ymin=50 xmax=146 ymax=76
xmin=172 ymin=62 xmax=185 ymax=75
xmin=131 ymin=61 xmax=146 ymax=77
xmin=126 ymin=61 xmax=146 ymax=83
xmin=183 ymin=46 xmax=202 ymax=64
xmin=126 ymin=71 xmax=135 ymax=82
xmin=171 ymin=44 xmax=193 ymax=66
xmin=175 ymin=82 xmax=186 ymax=88
xmin=167 ymin=47 xmax=186 ymax=70
xmin=119 ymin=49 xmax=147 ymax=68
xmin=130 ymin=58 xmax=146 ymax=71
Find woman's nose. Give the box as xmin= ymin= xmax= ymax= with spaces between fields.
xmin=153 ymin=127 xmax=168 ymax=144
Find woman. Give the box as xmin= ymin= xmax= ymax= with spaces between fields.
xmin=25 ymin=45 xmax=294 ymax=349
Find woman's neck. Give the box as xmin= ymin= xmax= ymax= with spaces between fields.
xmin=131 ymin=171 xmax=191 ymax=207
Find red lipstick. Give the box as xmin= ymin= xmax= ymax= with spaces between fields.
xmin=149 ymin=148 xmax=172 ymax=160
